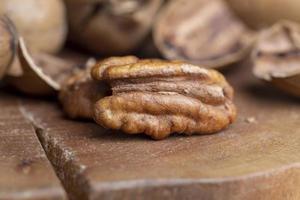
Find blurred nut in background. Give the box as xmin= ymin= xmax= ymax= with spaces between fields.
xmin=253 ymin=21 xmax=300 ymax=97
xmin=64 ymin=0 xmax=163 ymax=55
xmin=225 ymin=0 xmax=300 ymax=30
xmin=0 ymin=16 xmax=17 ymax=79
xmin=0 ymin=0 xmax=67 ymax=53
xmin=154 ymin=0 xmax=254 ymax=69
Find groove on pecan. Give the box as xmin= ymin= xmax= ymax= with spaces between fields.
xmin=92 ymin=57 xmax=236 ymax=139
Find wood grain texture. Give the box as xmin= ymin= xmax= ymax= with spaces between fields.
xmin=20 ymin=61 xmax=300 ymax=200
xmin=0 ymin=95 xmax=66 ymax=200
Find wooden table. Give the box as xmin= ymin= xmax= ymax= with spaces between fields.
xmin=0 ymin=60 xmax=299 ymax=200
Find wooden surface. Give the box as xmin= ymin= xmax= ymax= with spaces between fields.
xmin=11 ymin=60 xmax=299 ymax=200
xmin=0 ymin=95 xmax=66 ymax=200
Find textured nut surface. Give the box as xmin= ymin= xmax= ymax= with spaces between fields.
xmin=154 ymin=0 xmax=254 ymax=69
xmin=92 ymin=57 xmax=236 ymax=139
xmin=253 ymin=21 xmax=300 ymax=97
xmin=59 ymin=56 xmax=138 ymax=119
xmin=59 ymin=67 xmax=109 ymax=119
xmin=65 ymin=0 xmax=162 ymax=55
xmin=0 ymin=16 xmax=17 ymax=79
xmin=0 ymin=0 xmax=67 ymax=53
xmin=225 ymin=0 xmax=300 ymax=29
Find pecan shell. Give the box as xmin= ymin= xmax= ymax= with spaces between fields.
xmin=92 ymin=57 xmax=236 ymax=139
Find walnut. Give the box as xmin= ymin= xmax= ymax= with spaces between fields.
xmin=59 ymin=56 xmax=138 ymax=119
xmin=64 ymin=0 xmax=163 ymax=55
xmin=225 ymin=0 xmax=300 ymax=30
xmin=253 ymin=21 xmax=300 ymax=97
xmin=0 ymin=0 xmax=67 ymax=53
xmin=92 ymin=57 xmax=236 ymax=139
xmin=154 ymin=0 xmax=254 ymax=69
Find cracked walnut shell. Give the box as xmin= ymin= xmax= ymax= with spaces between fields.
xmin=92 ymin=57 xmax=236 ymax=139
xmin=253 ymin=21 xmax=300 ymax=97
xmin=154 ymin=0 xmax=254 ymax=69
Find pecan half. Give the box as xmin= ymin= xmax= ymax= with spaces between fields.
xmin=59 ymin=56 xmax=138 ymax=119
xmin=92 ymin=57 xmax=236 ymax=139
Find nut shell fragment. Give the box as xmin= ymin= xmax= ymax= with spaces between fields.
xmin=154 ymin=0 xmax=254 ymax=69
xmin=65 ymin=0 xmax=163 ymax=55
xmin=7 ymin=38 xmax=81 ymax=96
xmin=253 ymin=21 xmax=300 ymax=97
xmin=92 ymin=57 xmax=236 ymax=139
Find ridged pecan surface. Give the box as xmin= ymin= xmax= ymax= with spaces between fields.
xmin=92 ymin=57 xmax=236 ymax=139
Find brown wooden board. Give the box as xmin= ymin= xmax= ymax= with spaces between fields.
xmin=0 ymin=95 xmax=66 ymax=200
xmin=18 ymin=61 xmax=300 ymax=200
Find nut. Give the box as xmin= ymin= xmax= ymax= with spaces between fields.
xmin=65 ymin=0 xmax=163 ymax=55
xmin=92 ymin=57 xmax=236 ymax=139
xmin=0 ymin=0 xmax=67 ymax=53
xmin=59 ymin=61 xmax=107 ymax=119
xmin=225 ymin=0 xmax=300 ymax=29
xmin=59 ymin=56 xmax=139 ymax=119
xmin=6 ymin=38 xmax=85 ymax=96
xmin=253 ymin=21 xmax=300 ymax=97
xmin=154 ymin=0 xmax=254 ymax=69
xmin=0 ymin=16 xmax=17 ymax=79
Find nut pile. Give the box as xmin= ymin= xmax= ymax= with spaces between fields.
xmin=0 ymin=0 xmax=299 ymax=139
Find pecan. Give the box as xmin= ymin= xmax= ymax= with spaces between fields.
xmin=59 ymin=56 xmax=138 ymax=119
xmin=92 ymin=57 xmax=236 ymax=139
xmin=253 ymin=21 xmax=300 ymax=97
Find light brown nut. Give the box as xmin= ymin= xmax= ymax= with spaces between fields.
xmin=0 ymin=16 xmax=17 ymax=79
xmin=6 ymin=38 xmax=90 ymax=96
xmin=154 ymin=0 xmax=254 ymax=69
xmin=92 ymin=58 xmax=236 ymax=139
xmin=253 ymin=21 xmax=300 ymax=97
xmin=65 ymin=0 xmax=163 ymax=55
xmin=59 ymin=67 xmax=109 ymax=119
xmin=0 ymin=0 xmax=67 ymax=53
xmin=225 ymin=0 xmax=300 ymax=30
xmin=59 ymin=56 xmax=138 ymax=119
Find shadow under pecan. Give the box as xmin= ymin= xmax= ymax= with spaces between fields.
xmin=92 ymin=58 xmax=236 ymax=139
